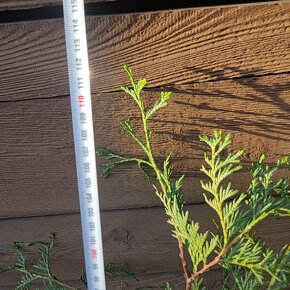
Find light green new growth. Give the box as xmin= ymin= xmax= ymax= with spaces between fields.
xmin=99 ymin=65 xmax=290 ymax=290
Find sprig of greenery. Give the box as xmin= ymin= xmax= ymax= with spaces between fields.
xmin=0 ymin=234 xmax=138 ymax=290
xmin=200 ymin=131 xmax=245 ymax=244
xmin=105 ymin=263 xmax=138 ymax=281
xmin=0 ymin=234 xmax=78 ymax=290
xmin=99 ymin=65 xmax=290 ymax=290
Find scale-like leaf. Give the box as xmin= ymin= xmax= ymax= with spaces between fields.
xmin=16 ymin=272 xmax=38 ymax=290
xmin=146 ymin=91 xmax=172 ymax=119
xmin=105 ymin=263 xmax=138 ymax=281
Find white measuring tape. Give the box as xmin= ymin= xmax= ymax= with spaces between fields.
xmin=62 ymin=1 xmax=106 ymax=289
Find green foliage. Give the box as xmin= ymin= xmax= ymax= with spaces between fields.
xmin=191 ymin=279 xmax=205 ymax=290
xmin=200 ymin=131 xmax=245 ymax=243
xmin=105 ymin=263 xmax=138 ymax=281
xmin=0 ymin=234 xmax=76 ymax=290
xmin=80 ymin=269 xmax=87 ymax=288
xmin=1 ymin=234 xmax=138 ymax=290
xmin=99 ymin=65 xmax=290 ymax=290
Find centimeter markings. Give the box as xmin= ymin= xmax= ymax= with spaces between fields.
xmin=62 ymin=1 xmax=106 ymax=289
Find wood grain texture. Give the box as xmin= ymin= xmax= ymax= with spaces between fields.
xmin=0 ymin=0 xmax=114 ymax=11
xmin=0 ymin=272 xmax=223 ymax=290
xmin=0 ymin=74 xmax=289 ymax=218
xmin=0 ymin=207 xmax=289 ymax=288
xmin=0 ymin=2 xmax=289 ymax=100
xmin=0 ymin=3 xmax=289 ymax=289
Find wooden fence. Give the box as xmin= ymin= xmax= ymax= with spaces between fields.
xmin=0 ymin=1 xmax=289 ymax=289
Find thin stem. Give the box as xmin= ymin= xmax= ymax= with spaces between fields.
xmin=17 ymin=268 xmax=80 ymax=290
xmin=217 ymin=201 xmax=228 ymax=247
xmin=51 ymin=278 xmax=80 ymax=290
xmin=120 ymin=156 xmax=153 ymax=169
xmin=179 ymin=240 xmax=189 ymax=280
xmin=188 ymin=255 xmax=222 ymax=283
xmin=138 ymin=91 xmax=168 ymax=194
xmin=178 ymin=241 xmax=193 ymax=290
xmin=211 ymin=146 xmax=228 ymax=246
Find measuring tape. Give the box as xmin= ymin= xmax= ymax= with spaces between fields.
xmin=62 ymin=1 xmax=106 ymax=289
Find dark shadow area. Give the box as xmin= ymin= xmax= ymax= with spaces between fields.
xmin=0 ymin=0 xmax=279 ymax=23
xmin=149 ymin=66 xmax=290 ymax=162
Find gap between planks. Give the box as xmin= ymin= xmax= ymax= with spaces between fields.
xmin=0 ymin=207 xmax=289 ymax=287
xmin=0 ymin=71 xmax=289 ymax=104
xmin=0 ymin=3 xmax=289 ymax=99
xmin=0 ymin=73 xmax=289 ymax=219
xmin=0 ymin=0 xmax=114 ymax=11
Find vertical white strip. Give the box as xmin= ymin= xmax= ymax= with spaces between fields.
xmin=62 ymin=1 xmax=106 ymax=289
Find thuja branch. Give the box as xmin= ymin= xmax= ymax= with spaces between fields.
xmin=1 ymin=233 xmax=138 ymax=290
xmin=189 ymin=255 xmax=222 ymax=282
xmin=0 ymin=234 xmax=81 ymax=290
xmin=16 ymin=268 xmax=80 ymax=290
xmin=100 ymin=66 xmax=290 ymax=290
xmin=122 ymin=66 xmax=171 ymax=195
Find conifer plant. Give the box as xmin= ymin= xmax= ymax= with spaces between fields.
xmin=0 ymin=233 xmax=137 ymax=289
xmin=99 ymin=65 xmax=290 ymax=290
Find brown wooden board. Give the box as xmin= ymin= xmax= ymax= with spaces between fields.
xmin=0 ymin=3 xmax=289 ymax=100
xmin=0 ymin=3 xmax=289 ymax=288
xmin=0 ymin=207 xmax=289 ymax=288
xmin=0 ymin=0 xmax=114 ymax=11
xmin=0 ymin=74 xmax=289 ymax=219
xmin=0 ymin=272 xmax=224 ymax=290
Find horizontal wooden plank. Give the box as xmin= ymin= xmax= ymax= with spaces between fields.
xmin=0 ymin=0 xmax=114 ymax=11
xmin=0 ymin=3 xmax=289 ymax=100
xmin=0 ymin=74 xmax=289 ymax=218
xmin=0 ymin=271 xmax=223 ymax=290
xmin=0 ymin=206 xmax=289 ymax=288
xmin=108 ymin=269 xmax=228 ymax=290
xmin=106 ymin=271 xmax=223 ymax=290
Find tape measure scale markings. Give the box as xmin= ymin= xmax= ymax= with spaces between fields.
xmin=62 ymin=1 xmax=106 ymax=289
